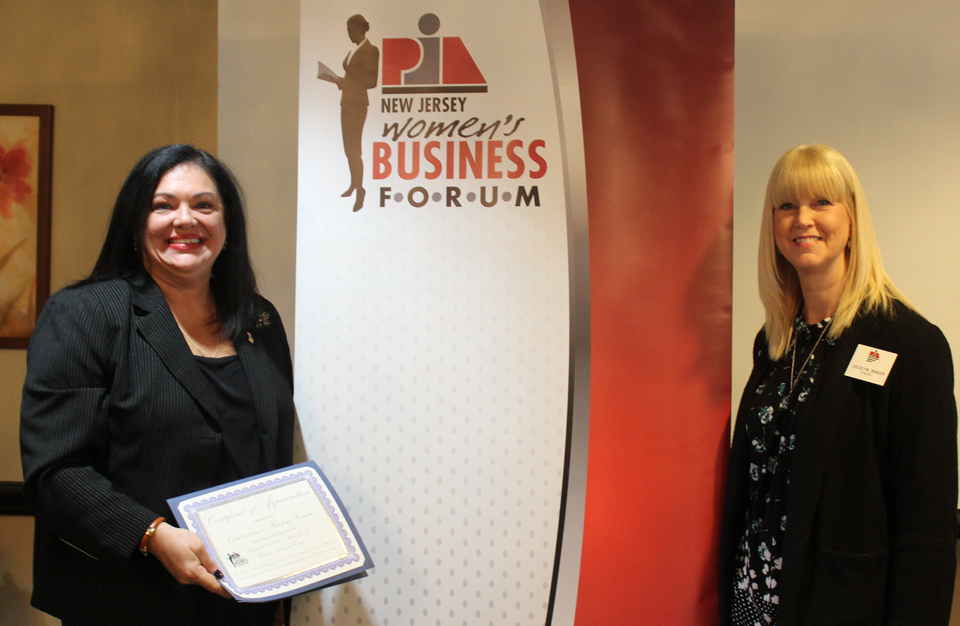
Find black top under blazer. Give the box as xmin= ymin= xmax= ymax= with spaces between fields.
xmin=20 ymin=275 xmax=295 ymax=625
xmin=719 ymin=302 xmax=958 ymax=626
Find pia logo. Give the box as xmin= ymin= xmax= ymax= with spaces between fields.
xmin=382 ymin=13 xmax=487 ymax=94
xmin=867 ymin=350 xmax=880 ymax=363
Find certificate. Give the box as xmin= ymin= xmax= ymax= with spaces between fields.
xmin=167 ymin=461 xmax=373 ymax=602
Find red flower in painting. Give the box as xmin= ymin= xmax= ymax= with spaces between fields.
xmin=0 ymin=143 xmax=34 ymax=219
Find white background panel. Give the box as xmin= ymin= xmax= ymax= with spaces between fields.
xmin=294 ymin=1 xmax=571 ymax=624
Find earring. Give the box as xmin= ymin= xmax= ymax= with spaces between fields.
xmin=222 ymin=236 xmax=228 ymax=250
xmin=846 ymin=238 xmax=851 ymax=250
xmin=133 ymin=238 xmax=139 ymax=251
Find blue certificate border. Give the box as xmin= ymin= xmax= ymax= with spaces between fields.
xmin=167 ymin=461 xmax=374 ymax=601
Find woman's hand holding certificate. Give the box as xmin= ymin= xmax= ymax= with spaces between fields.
xmin=168 ymin=461 xmax=373 ymax=602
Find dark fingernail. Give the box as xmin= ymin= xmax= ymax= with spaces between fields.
xmin=214 ymin=569 xmax=224 ymax=579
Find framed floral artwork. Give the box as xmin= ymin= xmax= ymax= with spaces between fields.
xmin=0 ymin=104 xmax=52 ymax=349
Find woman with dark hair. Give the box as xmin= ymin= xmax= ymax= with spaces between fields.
xmin=20 ymin=145 xmax=294 ymax=625
xmin=719 ymin=144 xmax=957 ymax=625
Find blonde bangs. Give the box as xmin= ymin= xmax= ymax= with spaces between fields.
xmin=766 ymin=148 xmax=852 ymax=211
xmin=758 ymin=143 xmax=914 ymax=361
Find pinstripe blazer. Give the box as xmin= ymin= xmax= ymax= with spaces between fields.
xmin=20 ymin=274 xmax=295 ymax=625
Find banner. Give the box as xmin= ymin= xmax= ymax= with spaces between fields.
xmin=296 ymin=2 xmax=582 ymax=624
xmin=569 ymin=1 xmax=734 ymax=624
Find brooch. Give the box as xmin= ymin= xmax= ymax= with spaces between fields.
xmin=256 ymin=311 xmax=271 ymax=328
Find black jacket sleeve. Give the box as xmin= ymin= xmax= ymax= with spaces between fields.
xmin=20 ymin=287 xmax=158 ymax=570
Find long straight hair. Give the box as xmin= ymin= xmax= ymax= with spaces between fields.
xmin=75 ymin=145 xmax=259 ymax=340
xmin=758 ymin=144 xmax=912 ymax=360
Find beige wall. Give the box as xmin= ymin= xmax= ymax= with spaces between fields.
xmin=0 ymin=1 xmax=217 ymax=623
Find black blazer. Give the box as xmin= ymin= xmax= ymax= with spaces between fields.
xmin=719 ymin=303 xmax=958 ymax=626
xmin=20 ymin=275 xmax=295 ymax=625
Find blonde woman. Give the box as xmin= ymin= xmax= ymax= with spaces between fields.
xmin=719 ymin=144 xmax=957 ymax=626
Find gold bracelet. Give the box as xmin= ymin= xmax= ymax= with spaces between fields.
xmin=139 ymin=517 xmax=166 ymax=556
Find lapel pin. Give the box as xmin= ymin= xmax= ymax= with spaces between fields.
xmin=247 ymin=332 xmax=254 ymax=344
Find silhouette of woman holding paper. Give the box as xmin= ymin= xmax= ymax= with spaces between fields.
xmin=321 ymin=15 xmax=379 ymax=212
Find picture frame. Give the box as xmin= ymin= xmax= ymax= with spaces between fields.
xmin=0 ymin=104 xmax=53 ymax=349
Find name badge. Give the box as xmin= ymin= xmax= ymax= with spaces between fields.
xmin=844 ymin=344 xmax=898 ymax=386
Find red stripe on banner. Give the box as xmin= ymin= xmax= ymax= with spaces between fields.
xmin=569 ymin=1 xmax=734 ymax=624
xmin=441 ymin=37 xmax=486 ymax=85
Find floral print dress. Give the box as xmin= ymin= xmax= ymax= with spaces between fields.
xmin=731 ymin=317 xmax=835 ymax=626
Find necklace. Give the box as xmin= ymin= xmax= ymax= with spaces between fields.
xmin=790 ymin=320 xmax=830 ymax=393
xmin=176 ymin=318 xmax=221 ymax=358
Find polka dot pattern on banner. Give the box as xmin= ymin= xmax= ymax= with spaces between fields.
xmin=293 ymin=4 xmax=571 ymax=623
xmin=292 ymin=229 xmax=569 ymax=624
